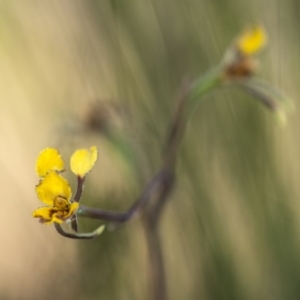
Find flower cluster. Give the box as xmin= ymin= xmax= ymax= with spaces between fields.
xmin=32 ymin=146 xmax=98 ymax=224
xmin=222 ymin=25 xmax=267 ymax=79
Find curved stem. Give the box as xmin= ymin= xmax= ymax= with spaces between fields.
xmin=187 ymin=67 xmax=223 ymax=118
xmin=54 ymin=223 xmax=105 ymax=240
xmin=77 ymin=167 xmax=171 ymax=224
xmin=75 ymin=74 xmax=222 ymax=300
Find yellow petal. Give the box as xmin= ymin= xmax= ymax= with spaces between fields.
xmin=237 ymin=25 xmax=267 ymax=55
xmin=36 ymin=148 xmax=65 ymax=177
xmin=32 ymin=203 xmax=79 ymax=224
xmin=70 ymin=146 xmax=98 ymax=178
xmin=36 ymin=171 xmax=72 ymax=205
xmin=32 ymin=206 xmax=59 ymax=224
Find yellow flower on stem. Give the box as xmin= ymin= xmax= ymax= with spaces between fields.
xmin=219 ymin=25 xmax=292 ymax=120
xmin=32 ymin=146 xmax=98 ymax=224
xmin=222 ymin=25 xmax=267 ymax=79
xmin=33 ymin=171 xmax=79 ymax=224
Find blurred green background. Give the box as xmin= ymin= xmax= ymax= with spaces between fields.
xmin=1 ymin=0 xmax=300 ymax=299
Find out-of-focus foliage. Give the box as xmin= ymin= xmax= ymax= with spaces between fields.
xmin=1 ymin=0 xmax=300 ymax=299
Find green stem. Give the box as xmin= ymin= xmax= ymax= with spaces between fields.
xmin=164 ymin=69 xmax=223 ymax=168
xmin=187 ymin=66 xmax=223 ymax=118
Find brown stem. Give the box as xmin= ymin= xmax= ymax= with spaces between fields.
xmin=78 ymin=168 xmax=171 ymax=224
xmin=143 ymin=219 xmax=168 ymax=300
xmin=74 ymin=176 xmax=85 ymax=202
xmin=141 ymin=80 xmax=191 ymax=300
xmin=163 ymin=78 xmax=192 ymax=168
xmin=143 ymin=169 xmax=175 ymax=300
xmin=70 ymin=176 xmax=85 ymax=232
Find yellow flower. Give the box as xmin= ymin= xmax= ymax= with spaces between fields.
xmin=236 ymin=25 xmax=267 ymax=55
xmin=32 ymin=146 xmax=98 ymax=224
xmin=33 ymin=171 xmax=79 ymax=224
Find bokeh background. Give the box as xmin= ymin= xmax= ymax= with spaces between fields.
xmin=1 ymin=0 xmax=300 ymax=299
